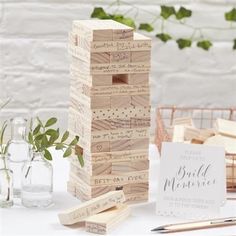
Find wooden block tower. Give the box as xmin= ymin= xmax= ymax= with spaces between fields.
xmin=67 ymin=20 xmax=152 ymax=203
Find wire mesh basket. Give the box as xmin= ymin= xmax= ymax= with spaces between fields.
xmin=155 ymin=106 xmax=236 ymax=192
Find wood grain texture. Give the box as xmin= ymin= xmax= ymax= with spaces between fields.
xmin=85 ymin=204 xmax=130 ymax=235
xmin=110 ymin=139 xmax=131 ymax=151
xmin=92 ymin=75 xmax=113 ymax=86
xmin=111 ymin=160 xmax=149 ymax=174
xmin=215 ymin=118 xmax=236 ymax=138
xmin=130 ymin=138 xmax=149 ymax=150
xmin=125 ymin=191 xmax=148 ymax=204
xmin=110 ymin=119 xmax=130 ymax=129
xmin=91 ymin=52 xmax=110 ymax=64
xmin=113 ymin=29 xmax=133 ymax=41
xmin=128 ymin=73 xmax=149 ymax=85
xmin=130 ymin=117 xmax=150 ymax=128
xmin=91 ymin=96 xmax=111 ymax=109
xmin=131 ymin=51 xmax=151 ymax=62
xmin=91 ymin=141 xmax=110 ymax=153
xmin=91 ymin=119 xmax=111 ymax=131
xmin=131 ymin=95 xmax=150 ymax=107
xmin=111 ymin=95 xmax=131 ymax=108
xmin=58 ymin=190 xmax=125 ymax=225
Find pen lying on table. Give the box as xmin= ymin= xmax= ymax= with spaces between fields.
xmin=151 ymin=217 xmax=236 ymax=233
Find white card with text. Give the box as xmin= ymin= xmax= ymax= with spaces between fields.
xmin=156 ymin=142 xmax=226 ymax=218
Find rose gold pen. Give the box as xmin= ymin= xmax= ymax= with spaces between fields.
xmin=151 ymin=217 xmax=236 ymax=233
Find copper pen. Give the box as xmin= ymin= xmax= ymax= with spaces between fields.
xmin=151 ymin=217 xmax=236 ymax=233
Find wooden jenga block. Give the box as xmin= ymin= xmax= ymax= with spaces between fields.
xmin=131 ymin=51 xmax=151 ymax=63
xmin=172 ymin=125 xmax=185 ymax=142
xmin=110 ymin=52 xmax=130 ymax=63
xmin=110 ymin=139 xmax=131 ymax=151
xmin=91 ymin=53 xmax=110 ymax=64
xmin=130 ymin=138 xmax=149 ymax=150
xmin=131 ymin=95 xmax=150 ymax=107
xmin=91 ymin=96 xmax=111 ymax=109
xmin=124 ymin=73 xmax=149 ymax=85
xmin=215 ymin=118 xmax=236 ymax=138
xmin=130 ymin=117 xmax=150 ymax=128
xmin=85 ymin=204 xmax=130 ymax=235
xmin=173 ymin=117 xmax=194 ymax=127
xmin=125 ymin=191 xmax=148 ymax=204
xmin=110 ymin=119 xmax=130 ymax=129
xmin=91 ymin=141 xmax=110 ymax=153
xmin=93 ymin=75 xmax=113 ymax=86
xmin=111 ymin=95 xmax=131 ymax=108
xmin=58 ymin=190 xmax=125 ymax=225
xmin=111 ymin=160 xmax=149 ymax=174
xmin=184 ymin=127 xmax=214 ymax=143
xmin=91 ymin=119 xmax=111 ymax=131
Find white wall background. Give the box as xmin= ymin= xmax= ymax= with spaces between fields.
xmin=1 ymin=0 xmax=236 ymax=132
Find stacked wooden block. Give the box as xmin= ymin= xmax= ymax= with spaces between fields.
xmin=67 ymin=20 xmax=152 ymax=203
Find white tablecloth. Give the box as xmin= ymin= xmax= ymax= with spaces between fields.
xmin=1 ymin=145 xmax=236 ymax=236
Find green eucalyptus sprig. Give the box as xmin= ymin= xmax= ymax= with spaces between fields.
xmin=28 ymin=117 xmax=84 ymax=167
xmin=0 ymin=121 xmax=10 ymax=156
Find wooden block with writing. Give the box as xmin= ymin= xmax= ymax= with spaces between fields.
xmin=131 ymin=51 xmax=151 ymax=63
xmin=91 ymin=53 xmax=110 ymax=64
xmin=130 ymin=117 xmax=150 ymax=128
xmin=131 ymin=95 xmax=150 ymax=107
xmin=58 ymin=190 xmax=125 ymax=225
xmin=91 ymin=141 xmax=110 ymax=153
xmin=112 ymin=160 xmax=149 ymax=174
xmin=130 ymin=138 xmax=149 ymax=150
xmin=110 ymin=119 xmax=130 ymax=129
xmin=111 ymin=95 xmax=131 ymax=108
xmin=125 ymin=191 xmax=148 ymax=204
xmin=110 ymin=52 xmax=130 ymax=63
xmin=85 ymin=204 xmax=130 ymax=235
xmin=215 ymin=118 xmax=236 ymax=138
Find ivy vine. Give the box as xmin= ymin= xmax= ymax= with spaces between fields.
xmin=90 ymin=2 xmax=236 ymax=51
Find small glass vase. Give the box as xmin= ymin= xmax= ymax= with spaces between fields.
xmin=0 ymin=154 xmax=14 ymax=208
xmin=21 ymin=152 xmax=53 ymax=208
xmin=8 ymin=117 xmax=29 ymax=198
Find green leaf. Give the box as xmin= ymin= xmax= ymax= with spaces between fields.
xmin=41 ymin=135 xmax=49 ymax=149
xmin=161 ymin=6 xmax=176 ymax=19
xmin=33 ymin=124 xmax=41 ymax=135
xmin=138 ymin=23 xmax=154 ymax=32
xmin=156 ymin=33 xmax=172 ymax=42
xmin=44 ymin=149 xmax=52 ymax=161
xmin=70 ymin=137 xmax=79 ymax=146
xmin=233 ymin=39 xmax=236 ymax=50
xmin=61 ymin=131 xmax=69 ymax=143
xmin=28 ymin=132 xmax=33 ymax=144
xmin=176 ymin=38 xmax=192 ymax=49
xmin=0 ymin=121 xmax=7 ymax=147
xmin=35 ymin=133 xmax=44 ymax=141
xmin=55 ymin=143 xmax=66 ymax=150
xmin=45 ymin=117 xmax=57 ymax=127
xmin=36 ymin=117 xmax=44 ymax=127
xmin=91 ymin=7 xmax=109 ymax=19
xmin=63 ymin=147 xmax=72 ymax=158
xmin=77 ymin=154 xmax=84 ymax=167
xmin=109 ymin=14 xmax=136 ymax=28
xmin=175 ymin=7 xmax=192 ymax=20
xmin=225 ymin=8 xmax=236 ymax=22
xmin=197 ymin=40 xmax=213 ymax=51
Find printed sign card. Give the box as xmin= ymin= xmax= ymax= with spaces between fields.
xmin=157 ymin=142 xmax=226 ymax=218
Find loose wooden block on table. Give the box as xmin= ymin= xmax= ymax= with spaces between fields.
xmin=215 ymin=118 xmax=236 ymax=138
xmin=172 ymin=125 xmax=185 ymax=143
xmin=85 ymin=204 xmax=130 ymax=235
xmin=58 ymin=190 xmax=125 ymax=225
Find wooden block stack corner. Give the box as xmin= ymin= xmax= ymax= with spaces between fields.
xmin=67 ymin=19 xmax=151 ymax=204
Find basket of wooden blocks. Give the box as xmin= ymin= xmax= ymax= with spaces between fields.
xmin=67 ymin=19 xmax=151 ymax=203
xmin=155 ymin=106 xmax=236 ymax=192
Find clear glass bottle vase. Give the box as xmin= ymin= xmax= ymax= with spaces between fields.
xmin=21 ymin=151 xmax=53 ymax=208
xmin=8 ymin=117 xmax=29 ymax=198
xmin=0 ymin=154 xmax=14 ymax=208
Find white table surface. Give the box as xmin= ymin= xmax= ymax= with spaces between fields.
xmin=0 ymin=144 xmax=236 ymax=236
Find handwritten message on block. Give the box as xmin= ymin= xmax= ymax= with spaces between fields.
xmin=157 ymin=142 xmax=226 ymax=218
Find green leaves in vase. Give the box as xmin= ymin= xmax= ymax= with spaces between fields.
xmin=28 ymin=117 xmax=84 ymax=167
